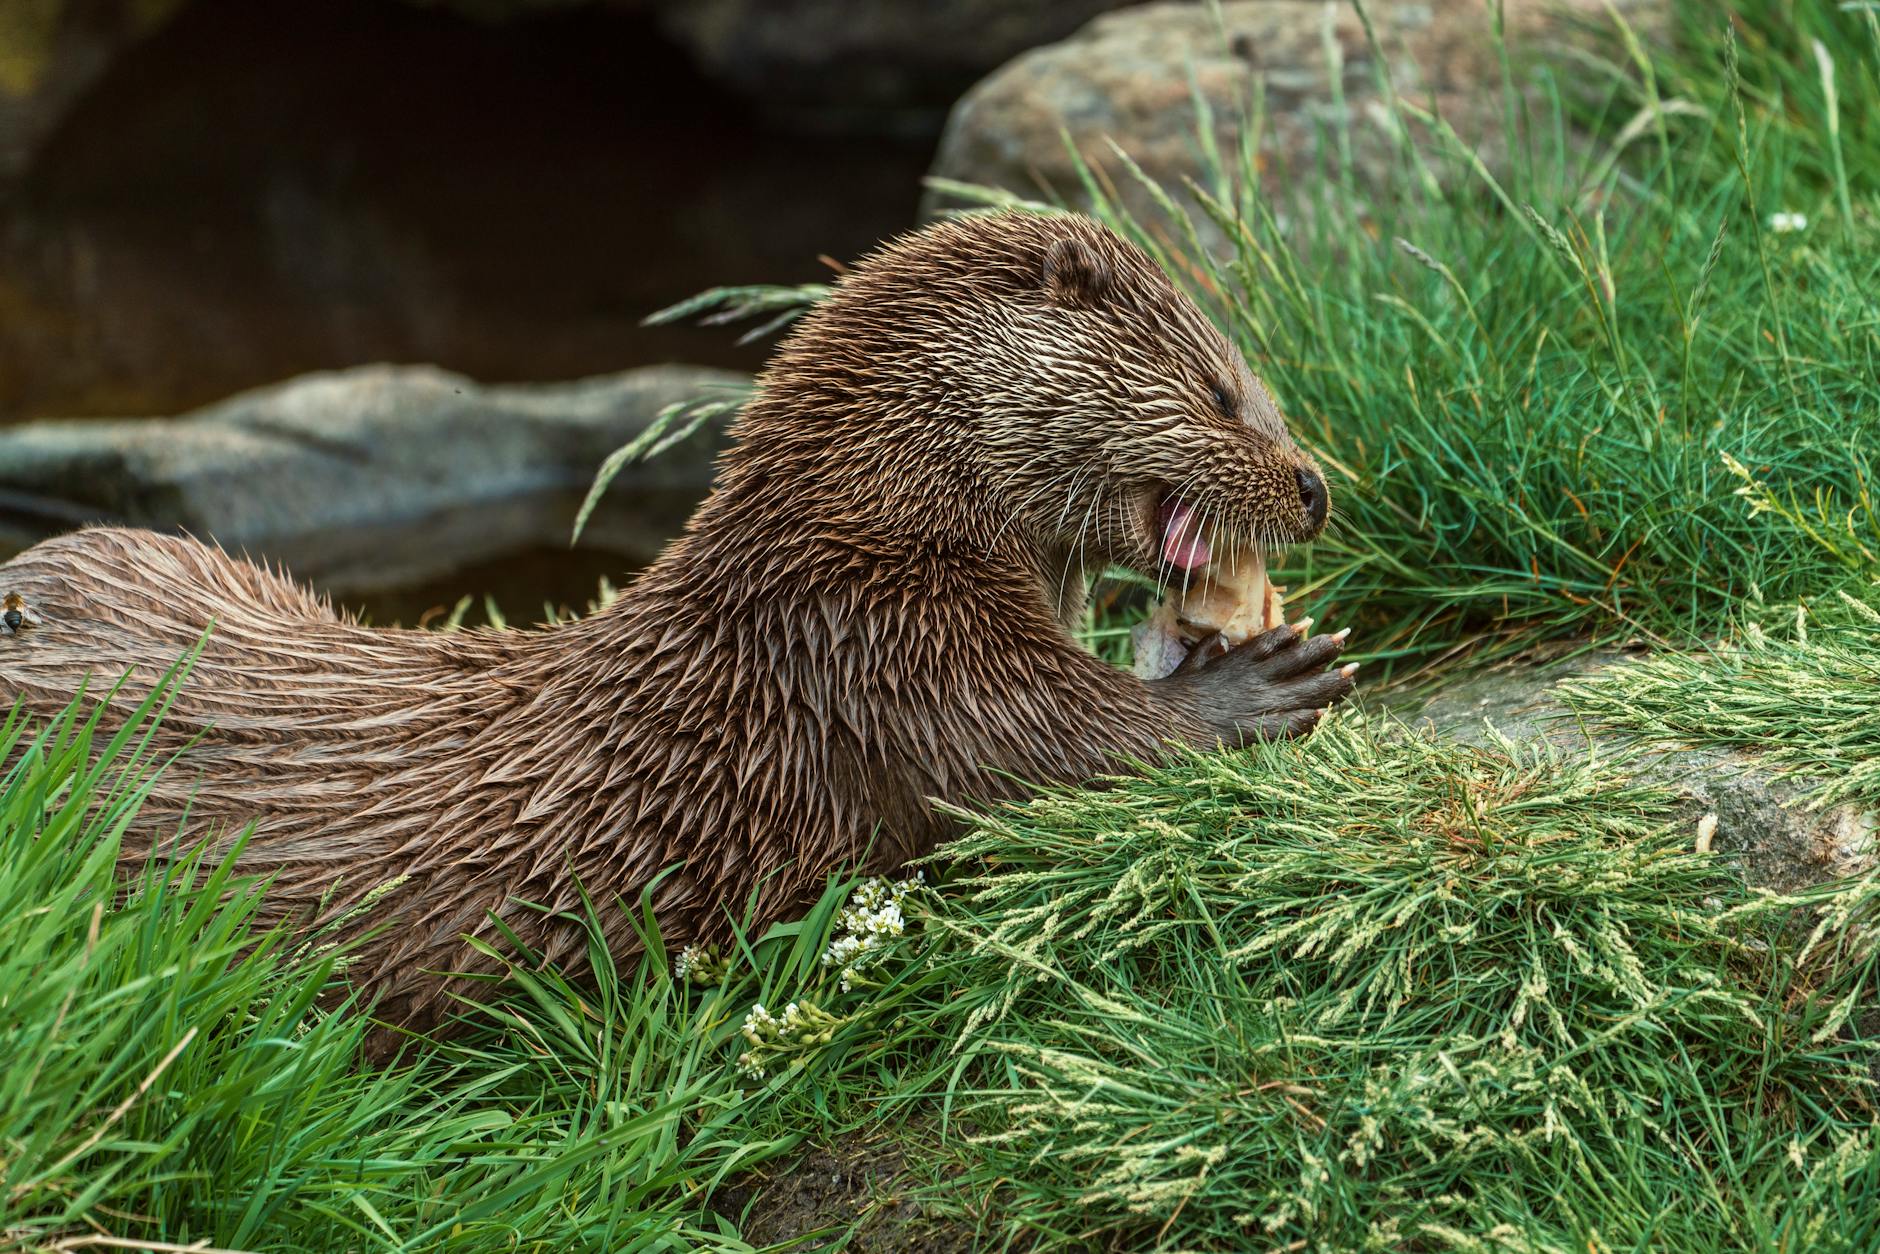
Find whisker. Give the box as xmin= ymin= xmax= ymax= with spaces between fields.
xmin=1057 ymin=484 xmax=1105 ymax=619
xmin=1052 ymin=462 xmax=1099 ymax=542
xmin=1218 ymin=499 xmax=1238 ymax=583
xmin=1030 ymin=457 xmax=1102 ymax=617
xmin=1185 ymin=495 xmax=1231 ymax=606
xmin=984 ymin=448 xmax=1083 ymax=554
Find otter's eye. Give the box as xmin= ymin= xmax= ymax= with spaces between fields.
xmin=1209 ymin=381 xmax=1236 ymax=421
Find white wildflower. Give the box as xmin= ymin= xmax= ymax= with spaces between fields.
xmin=1768 ymin=211 xmax=1808 ymax=233
xmin=672 ymin=943 xmax=729 ymax=986
xmin=820 ymin=871 xmax=924 ymax=991
xmin=736 ymin=997 xmax=847 ymax=1079
xmin=741 ymin=1002 xmax=779 ymax=1048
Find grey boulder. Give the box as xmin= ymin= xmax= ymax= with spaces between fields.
xmin=924 ymin=0 xmax=1671 ymax=228
xmin=0 ymin=363 xmax=743 ymax=595
xmin=1406 ymin=651 xmax=1878 ymax=894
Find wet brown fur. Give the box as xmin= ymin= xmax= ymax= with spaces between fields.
xmin=0 ymin=212 xmax=1350 ymax=1027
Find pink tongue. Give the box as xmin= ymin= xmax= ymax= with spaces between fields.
xmin=1158 ymin=499 xmax=1211 ymax=571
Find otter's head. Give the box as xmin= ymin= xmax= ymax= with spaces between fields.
xmin=789 ymin=211 xmax=1329 ymax=592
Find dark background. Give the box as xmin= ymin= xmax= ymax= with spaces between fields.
xmin=0 ymin=0 xmax=940 ymax=424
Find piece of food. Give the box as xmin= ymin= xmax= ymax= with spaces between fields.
xmin=1167 ymin=547 xmax=1286 ymax=645
xmin=1130 ymin=499 xmax=1289 ymax=680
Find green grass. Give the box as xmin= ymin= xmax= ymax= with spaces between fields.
xmin=886 ymin=725 xmax=1880 ymax=1250
xmin=0 ymin=675 xmax=807 ymax=1252
xmin=9 ymin=685 xmax=1877 ymax=1251
xmin=1561 ymin=589 xmax=1880 ymax=809
xmin=14 ymin=2 xmax=1880 ymax=1250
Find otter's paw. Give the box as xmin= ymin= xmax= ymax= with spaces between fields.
xmin=1158 ymin=623 xmax=1357 ymax=748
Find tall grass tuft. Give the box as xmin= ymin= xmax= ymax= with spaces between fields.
xmin=847 ymin=717 xmax=1880 ymax=1250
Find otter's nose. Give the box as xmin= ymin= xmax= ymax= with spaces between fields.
xmin=1296 ymin=466 xmax=1328 ymax=531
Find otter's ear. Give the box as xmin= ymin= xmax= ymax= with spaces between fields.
xmin=1041 ymin=236 xmax=1111 ymax=308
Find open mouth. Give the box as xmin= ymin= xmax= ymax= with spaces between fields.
xmin=1133 ymin=492 xmax=1288 ymax=680
xmin=1156 ymin=496 xmax=1212 ymax=572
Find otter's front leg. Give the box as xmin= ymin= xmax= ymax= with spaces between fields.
xmin=901 ymin=613 xmax=1358 ymax=829
xmin=1154 ymin=623 xmax=1357 ymax=747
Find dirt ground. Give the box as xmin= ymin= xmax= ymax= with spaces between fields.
xmin=713 ymin=1130 xmax=985 ymax=1252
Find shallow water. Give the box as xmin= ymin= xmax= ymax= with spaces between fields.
xmin=0 ymin=0 xmax=934 ymax=606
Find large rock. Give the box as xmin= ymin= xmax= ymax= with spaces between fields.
xmin=924 ymin=0 xmax=1670 ymax=226
xmin=1406 ymin=652 xmax=1878 ymax=894
xmin=0 ymin=363 xmax=744 ymax=595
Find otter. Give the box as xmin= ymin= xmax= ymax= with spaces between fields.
xmin=0 ymin=212 xmax=1355 ymax=1027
